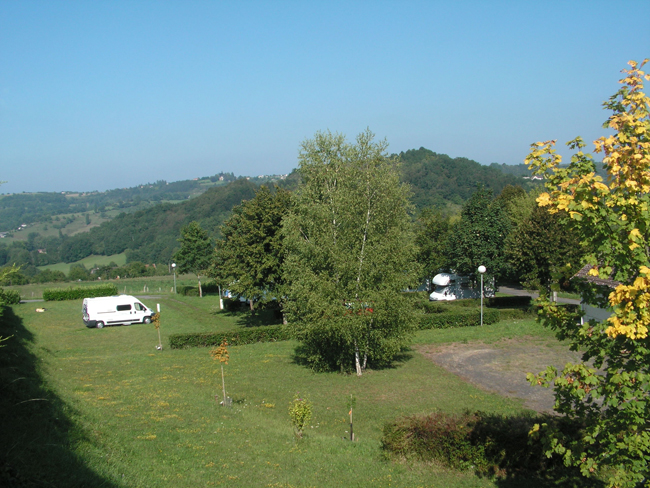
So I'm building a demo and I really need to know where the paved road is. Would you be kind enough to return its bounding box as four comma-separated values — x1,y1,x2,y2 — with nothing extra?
499,286,580,305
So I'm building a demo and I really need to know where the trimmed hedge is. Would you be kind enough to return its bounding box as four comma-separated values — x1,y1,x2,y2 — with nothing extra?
486,295,532,308
177,281,221,296
169,324,292,349
418,309,501,329
43,284,118,301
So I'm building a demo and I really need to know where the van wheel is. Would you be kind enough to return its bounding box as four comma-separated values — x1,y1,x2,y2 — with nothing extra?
96,321,104,329
143,316,151,324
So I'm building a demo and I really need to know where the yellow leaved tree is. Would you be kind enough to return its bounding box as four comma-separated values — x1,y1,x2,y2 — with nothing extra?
526,60,650,487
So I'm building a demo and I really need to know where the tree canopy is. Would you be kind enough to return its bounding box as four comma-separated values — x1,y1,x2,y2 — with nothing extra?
212,185,291,311
173,221,213,297
283,129,420,375
444,187,511,283
526,60,650,487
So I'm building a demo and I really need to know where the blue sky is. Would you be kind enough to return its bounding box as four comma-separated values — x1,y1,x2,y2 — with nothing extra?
1,1,648,194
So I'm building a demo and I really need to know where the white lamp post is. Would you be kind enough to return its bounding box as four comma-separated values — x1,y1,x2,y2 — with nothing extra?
171,263,177,294
478,265,486,326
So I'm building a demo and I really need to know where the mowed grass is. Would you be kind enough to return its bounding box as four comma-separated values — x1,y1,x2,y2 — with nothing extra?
2,298,559,488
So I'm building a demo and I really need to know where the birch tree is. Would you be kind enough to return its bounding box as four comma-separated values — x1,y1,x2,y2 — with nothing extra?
282,129,420,375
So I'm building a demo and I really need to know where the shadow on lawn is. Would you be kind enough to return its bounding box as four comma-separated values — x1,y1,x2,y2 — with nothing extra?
218,307,284,328
0,306,117,488
290,344,415,372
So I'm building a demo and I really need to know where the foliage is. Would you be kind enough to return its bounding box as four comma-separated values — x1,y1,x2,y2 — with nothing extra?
525,60,650,487
444,187,511,283
505,196,583,292
398,147,528,209
381,411,581,478
42,283,118,301
414,208,451,287
418,308,501,329
283,129,421,375
0,289,20,305
173,221,213,297
212,185,291,311
288,395,313,438
168,325,291,349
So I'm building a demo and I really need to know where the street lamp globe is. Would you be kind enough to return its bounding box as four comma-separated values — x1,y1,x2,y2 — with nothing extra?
478,265,486,274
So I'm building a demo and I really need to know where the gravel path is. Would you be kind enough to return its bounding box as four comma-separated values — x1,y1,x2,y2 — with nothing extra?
417,337,584,413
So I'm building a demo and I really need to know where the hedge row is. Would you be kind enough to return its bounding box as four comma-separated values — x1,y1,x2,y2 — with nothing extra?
418,309,501,329
43,284,118,301
486,295,532,308
177,281,221,296
169,324,292,349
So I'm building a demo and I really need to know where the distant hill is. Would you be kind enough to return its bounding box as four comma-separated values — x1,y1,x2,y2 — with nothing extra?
398,148,529,208
0,150,533,271
0,172,295,232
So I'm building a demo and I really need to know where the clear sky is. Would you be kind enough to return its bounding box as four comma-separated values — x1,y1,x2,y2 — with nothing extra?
1,1,648,194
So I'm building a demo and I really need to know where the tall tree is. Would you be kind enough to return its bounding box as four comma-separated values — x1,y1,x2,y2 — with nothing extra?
414,208,451,289
444,187,511,283
283,129,420,376
173,221,213,297
505,203,582,292
526,60,650,487
211,185,291,312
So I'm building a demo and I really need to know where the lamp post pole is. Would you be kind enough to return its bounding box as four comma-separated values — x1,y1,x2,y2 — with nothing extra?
172,263,177,294
478,266,486,326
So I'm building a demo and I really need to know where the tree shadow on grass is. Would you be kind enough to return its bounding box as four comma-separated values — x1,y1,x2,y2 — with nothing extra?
0,306,117,488
289,344,415,373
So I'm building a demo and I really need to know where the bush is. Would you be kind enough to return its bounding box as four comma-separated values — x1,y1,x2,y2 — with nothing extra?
0,289,21,305
169,325,292,349
43,284,118,301
177,281,221,296
418,309,501,329
381,411,580,477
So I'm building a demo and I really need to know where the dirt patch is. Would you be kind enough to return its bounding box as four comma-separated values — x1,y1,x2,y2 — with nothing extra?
417,337,584,413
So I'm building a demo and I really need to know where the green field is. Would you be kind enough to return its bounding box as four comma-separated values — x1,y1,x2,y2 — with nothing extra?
36,253,128,274
1,294,579,487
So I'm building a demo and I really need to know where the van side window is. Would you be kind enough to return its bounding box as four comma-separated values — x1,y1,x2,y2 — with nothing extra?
134,303,145,311
116,304,132,311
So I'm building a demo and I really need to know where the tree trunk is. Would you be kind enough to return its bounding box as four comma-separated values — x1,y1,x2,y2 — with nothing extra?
354,341,363,376
198,275,203,298
249,299,255,312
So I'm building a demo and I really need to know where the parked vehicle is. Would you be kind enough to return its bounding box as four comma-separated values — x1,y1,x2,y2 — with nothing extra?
429,273,494,301
82,295,155,328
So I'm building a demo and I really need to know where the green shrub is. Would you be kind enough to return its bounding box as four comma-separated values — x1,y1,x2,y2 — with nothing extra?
43,284,118,301
0,289,21,305
177,281,220,296
418,309,500,329
169,325,292,349
381,411,580,477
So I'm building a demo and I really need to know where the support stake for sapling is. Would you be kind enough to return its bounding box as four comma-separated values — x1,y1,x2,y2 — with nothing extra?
154,304,162,350
347,394,356,441
210,340,229,406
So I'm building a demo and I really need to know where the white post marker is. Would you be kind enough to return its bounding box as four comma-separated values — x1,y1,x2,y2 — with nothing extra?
219,285,223,310
478,266,486,326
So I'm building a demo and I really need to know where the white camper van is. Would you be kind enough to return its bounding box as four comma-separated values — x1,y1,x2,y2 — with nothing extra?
429,273,494,301
82,295,156,328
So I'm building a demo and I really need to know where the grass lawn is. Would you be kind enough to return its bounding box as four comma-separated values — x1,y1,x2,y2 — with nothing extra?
1,297,581,487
